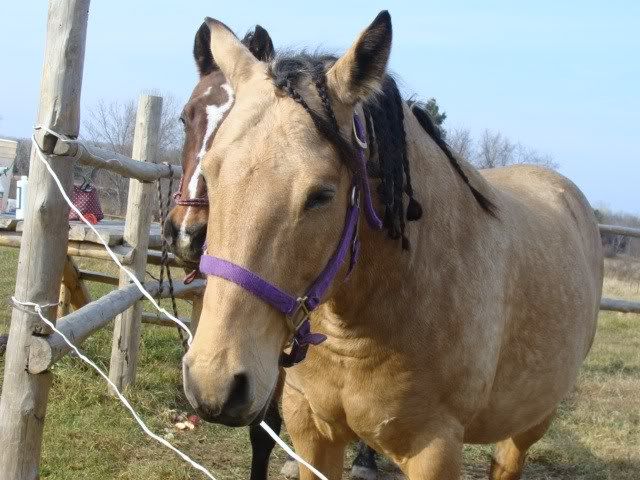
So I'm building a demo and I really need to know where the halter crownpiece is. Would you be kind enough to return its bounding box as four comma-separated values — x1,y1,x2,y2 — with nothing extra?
198,113,382,367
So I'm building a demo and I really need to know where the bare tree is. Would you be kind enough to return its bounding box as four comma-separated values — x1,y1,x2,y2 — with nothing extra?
475,130,516,168
447,128,474,163
81,94,183,215
446,128,557,170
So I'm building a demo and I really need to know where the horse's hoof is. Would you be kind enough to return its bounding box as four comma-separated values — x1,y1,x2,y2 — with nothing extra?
350,465,378,480
280,459,299,479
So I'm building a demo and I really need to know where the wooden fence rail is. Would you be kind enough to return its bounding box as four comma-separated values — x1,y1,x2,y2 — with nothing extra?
27,278,205,374
0,232,188,267
600,297,640,315
35,136,183,182
599,224,640,239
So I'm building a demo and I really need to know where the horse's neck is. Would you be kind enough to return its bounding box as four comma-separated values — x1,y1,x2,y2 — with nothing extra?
329,107,496,329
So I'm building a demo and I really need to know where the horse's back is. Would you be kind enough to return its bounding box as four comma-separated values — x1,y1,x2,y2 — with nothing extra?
482,164,603,308
465,164,603,442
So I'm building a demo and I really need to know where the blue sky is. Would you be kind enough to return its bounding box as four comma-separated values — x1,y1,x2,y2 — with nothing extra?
1,1,638,213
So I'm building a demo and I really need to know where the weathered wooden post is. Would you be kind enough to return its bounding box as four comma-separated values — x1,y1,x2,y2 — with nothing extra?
0,1,90,478
108,95,162,391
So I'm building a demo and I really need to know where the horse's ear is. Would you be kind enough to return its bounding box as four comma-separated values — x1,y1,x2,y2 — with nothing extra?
193,22,217,77
326,11,392,105
242,25,275,62
206,17,259,89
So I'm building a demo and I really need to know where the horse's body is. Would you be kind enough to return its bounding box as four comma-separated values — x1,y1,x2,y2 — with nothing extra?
284,142,602,476
184,12,603,479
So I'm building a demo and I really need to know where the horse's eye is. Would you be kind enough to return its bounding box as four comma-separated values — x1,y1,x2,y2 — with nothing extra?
179,116,186,126
304,187,336,211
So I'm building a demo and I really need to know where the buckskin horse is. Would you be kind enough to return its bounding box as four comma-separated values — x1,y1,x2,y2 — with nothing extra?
182,11,603,479
165,22,282,480
165,21,380,479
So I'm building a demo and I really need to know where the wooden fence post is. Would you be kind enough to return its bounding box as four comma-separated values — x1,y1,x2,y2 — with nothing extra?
0,1,89,478
108,95,162,391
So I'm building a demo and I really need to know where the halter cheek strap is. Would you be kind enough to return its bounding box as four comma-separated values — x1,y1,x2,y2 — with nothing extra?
198,113,382,367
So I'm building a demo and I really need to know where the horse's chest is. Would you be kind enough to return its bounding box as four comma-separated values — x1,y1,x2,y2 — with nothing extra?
289,351,412,441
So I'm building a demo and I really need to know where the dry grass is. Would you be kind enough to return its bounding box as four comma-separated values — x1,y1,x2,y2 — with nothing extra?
1,248,639,479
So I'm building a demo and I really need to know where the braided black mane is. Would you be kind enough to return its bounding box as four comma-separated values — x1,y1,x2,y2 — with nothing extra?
268,52,495,249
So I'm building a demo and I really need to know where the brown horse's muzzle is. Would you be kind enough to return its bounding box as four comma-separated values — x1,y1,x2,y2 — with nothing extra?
163,210,207,265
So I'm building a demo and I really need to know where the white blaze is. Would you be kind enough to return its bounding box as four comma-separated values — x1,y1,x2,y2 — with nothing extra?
179,84,234,245
187,84,234,199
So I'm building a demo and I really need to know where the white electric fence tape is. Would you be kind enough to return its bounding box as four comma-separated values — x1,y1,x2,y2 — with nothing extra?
11,297,218,480
20,126,328,479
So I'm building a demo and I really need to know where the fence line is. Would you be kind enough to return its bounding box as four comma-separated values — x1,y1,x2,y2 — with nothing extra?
599,224,640,239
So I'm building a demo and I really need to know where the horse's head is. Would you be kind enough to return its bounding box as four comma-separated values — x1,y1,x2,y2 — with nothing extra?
183,12,393,426
164,22,274,264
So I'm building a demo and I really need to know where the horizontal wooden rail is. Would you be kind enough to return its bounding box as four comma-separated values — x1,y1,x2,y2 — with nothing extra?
0,232,132,263
600,297,640,315
141,311,192,328
78,269,119,285
34,130,181,182
599,224,640,239
0,232,188,268
27,278,205,374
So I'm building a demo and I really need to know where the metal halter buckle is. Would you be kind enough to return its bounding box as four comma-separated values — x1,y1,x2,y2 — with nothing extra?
287,296,311,332
352,115,368,149
350,186,360,207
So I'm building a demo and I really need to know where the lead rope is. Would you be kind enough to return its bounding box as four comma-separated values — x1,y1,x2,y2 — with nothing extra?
156,164,188,352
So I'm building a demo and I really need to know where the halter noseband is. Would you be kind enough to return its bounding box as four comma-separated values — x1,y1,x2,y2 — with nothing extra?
173,176,209,207
198,113,382,367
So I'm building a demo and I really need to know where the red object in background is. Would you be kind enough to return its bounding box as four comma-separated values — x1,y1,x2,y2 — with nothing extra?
68,184,104,223
83,212,98,225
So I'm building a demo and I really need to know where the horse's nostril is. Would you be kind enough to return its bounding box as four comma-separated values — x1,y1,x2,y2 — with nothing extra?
223,373,250,413
163,218,179,244
189,224,207,252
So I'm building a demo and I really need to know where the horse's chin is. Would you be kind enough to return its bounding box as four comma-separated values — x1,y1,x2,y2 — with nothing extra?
250,396,273,426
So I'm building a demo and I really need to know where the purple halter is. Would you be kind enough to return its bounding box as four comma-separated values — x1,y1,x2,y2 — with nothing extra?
199,114,382,367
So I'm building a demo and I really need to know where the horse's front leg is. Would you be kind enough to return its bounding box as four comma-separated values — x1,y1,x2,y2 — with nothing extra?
397,420,463,480
350,441,378,480
282,384,347,480
248,395,281,480
248,371,285,480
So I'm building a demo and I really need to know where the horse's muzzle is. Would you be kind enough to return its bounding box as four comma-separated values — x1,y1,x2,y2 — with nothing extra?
182,361,259,427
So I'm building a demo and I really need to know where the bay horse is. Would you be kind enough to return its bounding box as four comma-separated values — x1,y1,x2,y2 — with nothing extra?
165,21,380,479
183,10,603,479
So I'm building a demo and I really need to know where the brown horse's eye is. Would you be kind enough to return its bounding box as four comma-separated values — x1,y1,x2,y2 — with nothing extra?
304,187,336,211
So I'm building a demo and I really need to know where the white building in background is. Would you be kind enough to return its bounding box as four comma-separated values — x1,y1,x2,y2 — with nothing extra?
0,139,18,212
